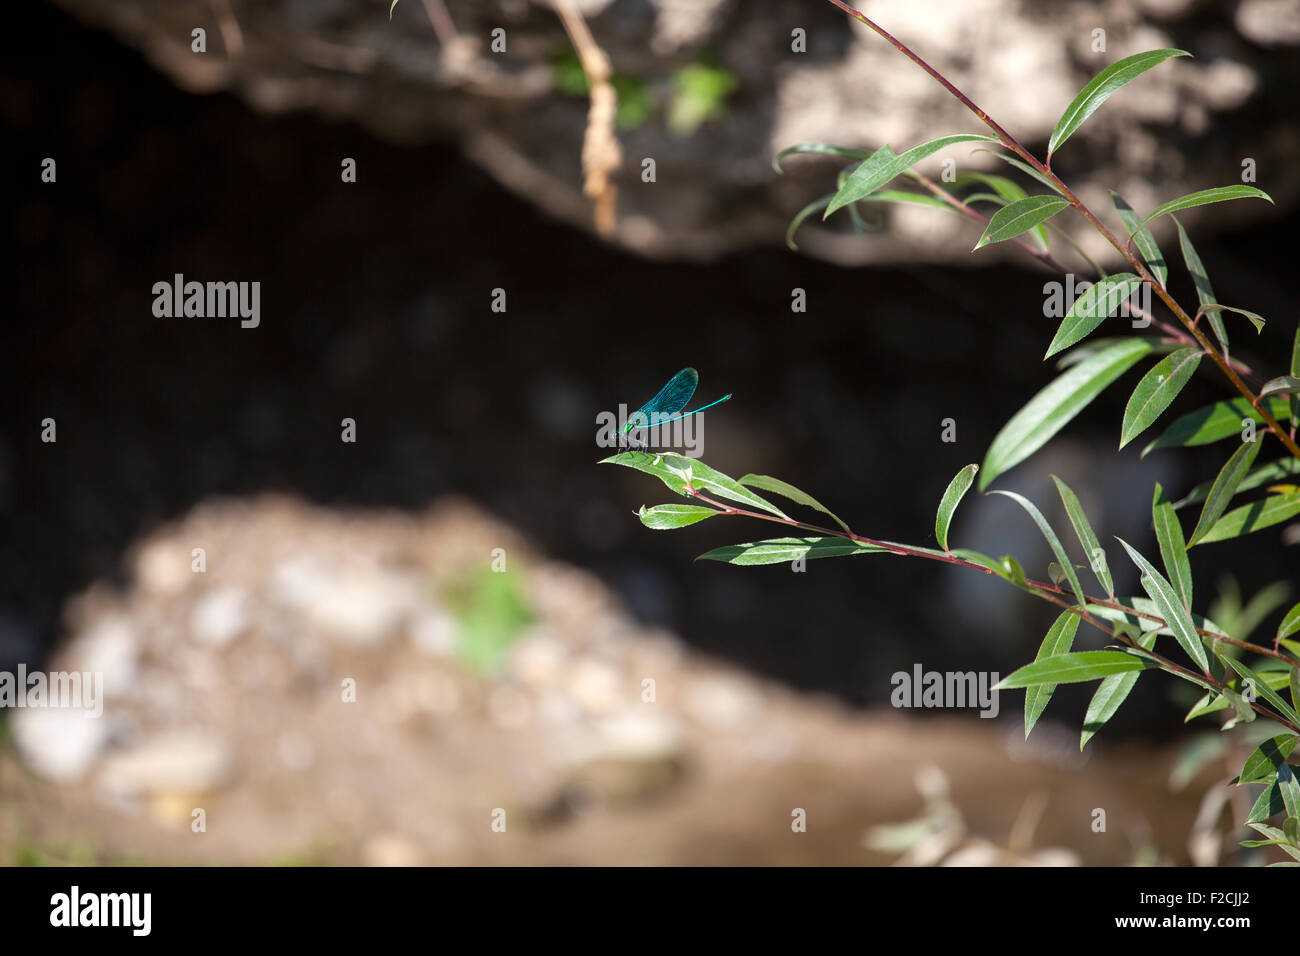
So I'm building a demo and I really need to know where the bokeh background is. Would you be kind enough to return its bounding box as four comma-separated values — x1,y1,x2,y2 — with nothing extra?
2,0,1297,865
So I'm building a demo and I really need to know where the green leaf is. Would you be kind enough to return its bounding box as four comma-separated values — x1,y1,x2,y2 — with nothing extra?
974,149,1066,196
935,464,979,552
1049,49,1190,157
1144,186,1274,228
855,188,957,213
1052,476,1113,597
1152,484,1193,609
1279,764,1300,821
1024,610,1082,738
1278,604,1300,645
981,339,1153,489
825,134,997,217
1117,538,1210,673
1173,457,1300,511
997,651,1149,688
772,143,873,174
1142,397,1292,455
1082,631,1157,749
1173,218,1227,355
637,504,718,529
1292,323,1300,432
738,474,852,534
988,491,1086,607
786,194,832,251
1239,734,1299,786
1197,304,1265,334
389,0,401,19
1194,491,1300,545
696,537,893,566
1260,376,1300,399
1185,691,1231,722
1220,655,1300,728
1188,438,1264,547
959,172,1048,248
601,452,791,519
1247,776,1286,825
1045,274,1143,358
1119,347,1203,448
973,196,1071,250
1111,191,1167,287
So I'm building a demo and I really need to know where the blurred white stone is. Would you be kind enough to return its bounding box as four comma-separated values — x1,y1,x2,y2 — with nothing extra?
190,587,248,646
277,731,315,771
684,674,761,731
134,540,191,595
509,628,567,688
1236,0,1300,46
362,834,422,867
305,570,417,647
567,658,622,716
96,730,232,800
64,615,139,698
488,685,532,729
409,605,458,658
11,706,110,781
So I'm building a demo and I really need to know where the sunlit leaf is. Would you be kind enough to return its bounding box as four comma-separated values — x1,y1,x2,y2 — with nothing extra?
997,651,1149,688
1239,734,1299,786
773,142,873,174
1111,191,1167,287
988,490,1086,607
825,134,997,217
1117,538,1210,672
1024,610,1081,738
1045,274,1143,358
1049,49,1190,157
1144,186,1274,228
1082,631,1156,749
974,196,1070,250
1142,397,1292,455
696,537,893,566
1119,347,1202,448
1152,484,1193,609
739,474,852,533
637,503,719,529
1174,218,1227,355
1188,439,1264,546
1194,491,1300,546
935,464,979,552
1052,476,1113,597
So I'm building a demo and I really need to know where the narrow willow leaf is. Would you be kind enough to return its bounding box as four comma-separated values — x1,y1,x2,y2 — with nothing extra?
1247,777,1285,825
1173,458,1300,511
1055,337,1178,369
738,474,852,534
1049,49,1190,156
1111,191,1167,287
1197,304,1264,334
1260,376,1300,399
1052,476,1113,597
950,548,1010,576
974,196,1071,249
989,490,1086,607
1174,218,1227,355
637,504,718,530
1188,439,1264,546
772,142,872,174
1117,538,1210,672
1278,604,1300,645
1239,734,1299,786
1195,491,1300,545
1045,274,1143,358
1185,691,1230,722
825,134,996,216
974,149,1066,196
1082,631,1157,749
1120,348,1203,447
1152,484,1193,609
1144,186,1274,228
1220,655,1300,728
786,194,832,251
981,339,1154,489
997,651,1148,688
1292,668,1300,715
1024,610,1081,738
935,464,979,552
1292,323,1300,431
1142,397,1292,455
959,172,1048,248
1279,764,1300,821
601,452,790,518
696,537,892,566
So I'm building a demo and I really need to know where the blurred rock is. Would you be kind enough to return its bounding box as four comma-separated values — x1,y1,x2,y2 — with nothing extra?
190,587,249,646
44,0,1299,265
96,729,233,803
11,706,110,782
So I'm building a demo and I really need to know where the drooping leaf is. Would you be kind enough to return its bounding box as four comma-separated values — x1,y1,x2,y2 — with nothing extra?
1196,304,1265,334
959,172,1048,248
1188,438,1264,546
637,503,719,529
1117,538,1210,672
1185,691,1231,723
1049,49,1191,157
935,464,979,552
1144,186,1274,228
1194,491,1300,545
997,651,1149,688
1119,347,1203,447
825,134,997,216
602,452,790,518
1173,457,1300,511
1152,484,1193,609
696,537,893,566
1045,274,1143,358
974,196,1071,249
738,474,852,534
1174,218,1228,355
981,339,1154,489
786,194,832,251
1278,604,1300,645
988,490,1086,607
1024,610,1081,738
1142,397,1292,455
1111,191,1167,287
1052,476,1113,597
772,142,873,174
1081,631,1157,749
1260,377,1300,399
